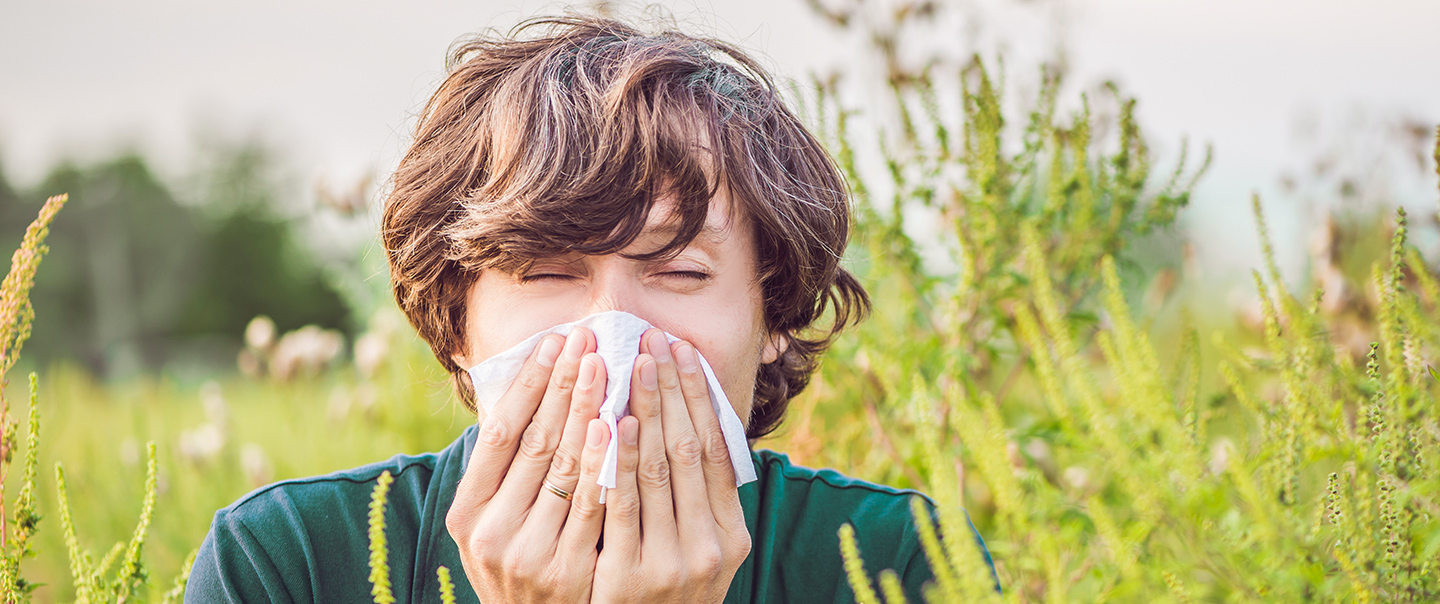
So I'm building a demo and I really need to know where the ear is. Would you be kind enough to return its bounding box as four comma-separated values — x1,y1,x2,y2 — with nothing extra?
761,331,789,364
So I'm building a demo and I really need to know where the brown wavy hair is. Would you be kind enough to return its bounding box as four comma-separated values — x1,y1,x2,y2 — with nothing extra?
382,15,868,438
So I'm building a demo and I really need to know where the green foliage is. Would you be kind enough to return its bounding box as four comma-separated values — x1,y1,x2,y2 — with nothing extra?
435,565,457,604
368,470,395,604
0,195,62,388
0,376,44,602
171,204,352,345
0,6,1432,603
366,473,464,604
785,5,1440,600
0,156,447,604
1,152,351,378
3,313,461,603
55,442,159,603
0,197,210,603
841,523,882,604
155,552,194,604
841,519,914,604
0,194,65,604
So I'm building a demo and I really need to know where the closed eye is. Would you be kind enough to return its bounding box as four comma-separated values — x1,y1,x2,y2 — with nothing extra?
662,271,711,281
519,273,576,283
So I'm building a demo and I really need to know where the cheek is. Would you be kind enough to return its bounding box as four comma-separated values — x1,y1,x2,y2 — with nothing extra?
708,341,764,422
656,297,767,421
461,273,572,364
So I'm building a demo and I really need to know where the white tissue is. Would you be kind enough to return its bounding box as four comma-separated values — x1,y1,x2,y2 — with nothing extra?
465,311,758,501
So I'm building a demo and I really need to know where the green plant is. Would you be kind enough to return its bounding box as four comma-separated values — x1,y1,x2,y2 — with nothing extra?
55,444,157,604
0,194,66,602
368,470,396,604
366,471,458,604
830,121,1440,602
802,18,1440,602
0,194,195,603
785,3,1440,602
1,377,44,602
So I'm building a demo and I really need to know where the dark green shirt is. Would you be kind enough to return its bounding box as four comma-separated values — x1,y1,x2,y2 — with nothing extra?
186,426,992,603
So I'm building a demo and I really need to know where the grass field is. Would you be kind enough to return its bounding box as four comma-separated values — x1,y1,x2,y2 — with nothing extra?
4,315,468,602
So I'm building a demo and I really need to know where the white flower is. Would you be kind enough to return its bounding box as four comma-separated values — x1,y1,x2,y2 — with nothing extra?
245,315,277,351
179,423,225,464
240,443,272,487
270,325,345,380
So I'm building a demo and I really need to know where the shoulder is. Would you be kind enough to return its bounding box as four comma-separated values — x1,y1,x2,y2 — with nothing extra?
742,450,996,601
218,451,441,529
739,450,939,602
751,448,932,529
186,434,472,604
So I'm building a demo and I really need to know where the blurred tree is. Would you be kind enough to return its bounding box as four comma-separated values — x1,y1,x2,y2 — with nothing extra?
172,204,351,350
175,135,355,359
0,158,14,205
0,149,351,378
16,155,200,377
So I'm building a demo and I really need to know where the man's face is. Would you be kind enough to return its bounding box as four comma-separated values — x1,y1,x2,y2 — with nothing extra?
453,189,781,427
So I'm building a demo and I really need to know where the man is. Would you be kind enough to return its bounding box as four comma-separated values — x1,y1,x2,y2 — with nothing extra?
187,15,989,603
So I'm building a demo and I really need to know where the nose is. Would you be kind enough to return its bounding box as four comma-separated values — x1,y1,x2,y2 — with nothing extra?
581,258,646,319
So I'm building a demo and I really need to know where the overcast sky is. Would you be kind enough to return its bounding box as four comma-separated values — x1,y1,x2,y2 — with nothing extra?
3,0,1438,280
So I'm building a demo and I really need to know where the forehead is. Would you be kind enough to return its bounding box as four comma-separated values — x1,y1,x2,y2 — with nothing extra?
634,186,748,253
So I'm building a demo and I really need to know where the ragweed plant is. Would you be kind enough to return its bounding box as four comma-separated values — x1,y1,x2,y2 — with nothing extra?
0,195,195,603
792,1,1440,601
836,200,1440,602
0,194,65,603
0,376,44,602
366,471,459,604
55,443,158,604
368,470,396,604
435,565,457,604
788,0,1210,488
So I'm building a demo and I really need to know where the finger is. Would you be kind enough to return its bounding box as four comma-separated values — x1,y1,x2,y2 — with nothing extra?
558,418,610,562
672,340,744,530
492,329,593,510
645,331,711,540
453,333,563,517
630,353,678,538
531,348,606,527
601,416,642,557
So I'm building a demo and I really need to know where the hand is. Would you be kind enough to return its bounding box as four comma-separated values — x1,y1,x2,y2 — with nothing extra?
446,327,612,603
591,329,752,604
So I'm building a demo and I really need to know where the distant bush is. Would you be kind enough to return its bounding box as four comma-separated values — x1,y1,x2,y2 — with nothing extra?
0,149,351,378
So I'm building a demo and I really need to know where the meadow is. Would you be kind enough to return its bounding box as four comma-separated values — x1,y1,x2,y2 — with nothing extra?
1,6,1438,604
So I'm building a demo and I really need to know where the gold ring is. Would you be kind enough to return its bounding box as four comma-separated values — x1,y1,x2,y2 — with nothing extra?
543,478,573,501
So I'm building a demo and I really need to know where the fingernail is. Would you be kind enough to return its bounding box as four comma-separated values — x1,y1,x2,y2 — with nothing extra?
675,342,699,374
621,419,638,445
537,336,563,367
562,330,586,361
648,331,672,363
639,359,657,390
587,420,604,449
577,356,597,389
